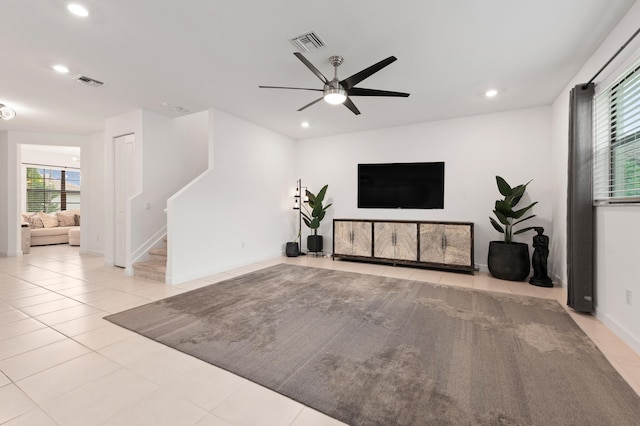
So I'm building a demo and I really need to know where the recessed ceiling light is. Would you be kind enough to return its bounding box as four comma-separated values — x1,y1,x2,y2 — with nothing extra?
301,122,310,128
52,64,70,74
485,89,498,98
67,4,89,17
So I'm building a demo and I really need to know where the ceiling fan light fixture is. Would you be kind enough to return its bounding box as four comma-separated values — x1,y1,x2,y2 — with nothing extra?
0,104,16,120
324,87,347,105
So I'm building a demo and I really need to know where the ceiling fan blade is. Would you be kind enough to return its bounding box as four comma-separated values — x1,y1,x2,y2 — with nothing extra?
340,56,397,90
297,97,324,112
294,52,329,84
348,87,410,97
343,97,361,115
259,85,322,92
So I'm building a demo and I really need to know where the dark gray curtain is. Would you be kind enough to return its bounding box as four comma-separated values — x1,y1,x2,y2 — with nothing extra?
567,83,595,313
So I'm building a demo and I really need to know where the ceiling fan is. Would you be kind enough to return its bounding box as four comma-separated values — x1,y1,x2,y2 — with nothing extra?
259,52,410,115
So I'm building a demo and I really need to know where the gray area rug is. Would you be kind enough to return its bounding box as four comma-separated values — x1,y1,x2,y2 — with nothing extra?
105,264,640,425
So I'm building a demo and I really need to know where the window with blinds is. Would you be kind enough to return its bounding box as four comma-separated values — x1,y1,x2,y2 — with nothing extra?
26,167,81,213
593,61,640,203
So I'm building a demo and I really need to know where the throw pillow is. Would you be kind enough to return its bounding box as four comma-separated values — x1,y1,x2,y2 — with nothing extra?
28,215,44,229
38,212,59,228
74,214,81,226
57,212,76,227
21,213,35,223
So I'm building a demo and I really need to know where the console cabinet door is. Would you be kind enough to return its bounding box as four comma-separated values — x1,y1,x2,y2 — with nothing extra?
373,222,395,259
419,223,445,263
334,221,353,255
334,220,372,257
394,222,418,261
351,221,373,257
444,224,472,266
420,223,472,267
374,222,417,261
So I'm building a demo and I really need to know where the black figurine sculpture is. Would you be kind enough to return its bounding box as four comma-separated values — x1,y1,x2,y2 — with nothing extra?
530,227,553,287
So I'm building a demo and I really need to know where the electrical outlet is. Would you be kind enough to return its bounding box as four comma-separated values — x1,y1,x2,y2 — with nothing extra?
626,289,632,306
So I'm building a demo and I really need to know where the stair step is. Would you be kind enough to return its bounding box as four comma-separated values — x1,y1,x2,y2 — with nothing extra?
133,234,168,283
133,260,166,282
149,247,167,261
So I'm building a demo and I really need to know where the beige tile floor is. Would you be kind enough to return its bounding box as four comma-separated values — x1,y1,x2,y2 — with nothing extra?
0,245,638,425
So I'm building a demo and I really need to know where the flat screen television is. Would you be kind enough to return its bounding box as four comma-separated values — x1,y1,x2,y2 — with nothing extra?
358,162,445,209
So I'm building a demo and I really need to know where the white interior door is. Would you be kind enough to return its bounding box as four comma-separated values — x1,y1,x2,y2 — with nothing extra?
114,134,134,268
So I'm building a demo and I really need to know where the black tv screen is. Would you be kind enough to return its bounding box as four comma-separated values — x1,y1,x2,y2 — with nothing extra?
358,162,444,209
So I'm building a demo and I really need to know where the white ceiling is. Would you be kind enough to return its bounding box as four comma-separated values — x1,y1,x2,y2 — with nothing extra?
0,0,636,140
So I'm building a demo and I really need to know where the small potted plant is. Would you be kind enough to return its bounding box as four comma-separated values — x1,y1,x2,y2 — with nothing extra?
488,176,537,281
302,184,332,253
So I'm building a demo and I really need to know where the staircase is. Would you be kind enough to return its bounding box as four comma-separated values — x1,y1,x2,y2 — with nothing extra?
132,236,167,282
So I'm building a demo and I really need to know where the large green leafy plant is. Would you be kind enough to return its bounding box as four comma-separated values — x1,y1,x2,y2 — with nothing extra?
302,185,332,236
489,176,537,243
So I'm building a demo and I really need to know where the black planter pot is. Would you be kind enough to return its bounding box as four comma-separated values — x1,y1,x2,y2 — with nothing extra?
488,241,530,281
307,235,323,253
285,242,299,257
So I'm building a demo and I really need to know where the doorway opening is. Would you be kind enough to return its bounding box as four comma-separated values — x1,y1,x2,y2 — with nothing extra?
19,144,82,255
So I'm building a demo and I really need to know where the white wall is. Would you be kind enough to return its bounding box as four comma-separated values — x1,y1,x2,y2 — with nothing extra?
82,133,105,255
550,1,640,353
296,106,553,270
166,109,296,284
21,147,80,169
173,111,209,183
0,131,10,256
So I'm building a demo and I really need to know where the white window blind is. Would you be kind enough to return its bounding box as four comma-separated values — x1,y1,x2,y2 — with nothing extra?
26,166,81,213
593,61,640,203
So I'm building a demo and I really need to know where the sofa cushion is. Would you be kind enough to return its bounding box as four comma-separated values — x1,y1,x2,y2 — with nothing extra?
74,214,81,226
68,228,80,246
57,212,76,227
30,226,76,237
27,215,44,229
38,212,59,228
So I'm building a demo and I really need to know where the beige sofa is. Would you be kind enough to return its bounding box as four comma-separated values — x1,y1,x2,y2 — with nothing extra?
22,210,80,246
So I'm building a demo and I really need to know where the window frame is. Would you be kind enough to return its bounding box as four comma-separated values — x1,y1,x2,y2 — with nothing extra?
25,166,81,213
593,62,640,204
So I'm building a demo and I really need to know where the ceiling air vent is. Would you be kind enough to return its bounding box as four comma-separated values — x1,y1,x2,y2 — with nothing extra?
75,75,104,87
290,31,325,52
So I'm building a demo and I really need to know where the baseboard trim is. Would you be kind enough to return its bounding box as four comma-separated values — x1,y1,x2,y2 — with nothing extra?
167,251,282,285
80,249,104,257
596,311,640,354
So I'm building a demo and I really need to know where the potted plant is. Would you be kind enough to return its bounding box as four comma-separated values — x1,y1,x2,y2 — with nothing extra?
302,184,332,253
488,176,537,281
285,237,300,257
